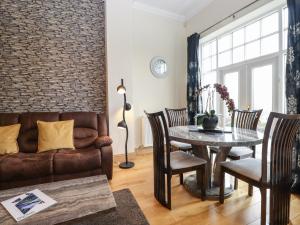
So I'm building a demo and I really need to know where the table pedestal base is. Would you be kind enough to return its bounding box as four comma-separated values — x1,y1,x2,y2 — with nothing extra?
183,174,234,200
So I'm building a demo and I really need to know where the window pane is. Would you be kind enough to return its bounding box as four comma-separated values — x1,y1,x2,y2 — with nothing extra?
283,7,289,30
252,65,273,123
202,72,217,111
283,30,288,50
245,40,260,60
218,50,232,67
261,13,279,36
218,34,232,52
245,21,260,42
202,57,212,73
233,46,245,63
211,55,216,70
233,28,245,47
211,40,217,56
202,72,217,86
224,72,239,126
261,33,279,55
283,54,287,112
202,43,210,58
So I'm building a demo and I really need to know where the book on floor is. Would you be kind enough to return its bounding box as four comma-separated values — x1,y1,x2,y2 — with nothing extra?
1,189,57,222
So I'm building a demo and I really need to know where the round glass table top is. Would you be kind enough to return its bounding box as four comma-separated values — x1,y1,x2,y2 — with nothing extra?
168,126,263,147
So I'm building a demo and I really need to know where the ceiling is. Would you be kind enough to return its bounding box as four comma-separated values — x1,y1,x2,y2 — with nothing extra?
132,0,214,21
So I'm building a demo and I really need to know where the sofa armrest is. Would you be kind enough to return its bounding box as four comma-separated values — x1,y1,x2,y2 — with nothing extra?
94,136,113,148
100,145,113,179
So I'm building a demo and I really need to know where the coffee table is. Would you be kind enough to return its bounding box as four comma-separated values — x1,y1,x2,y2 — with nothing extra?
0,175,116,225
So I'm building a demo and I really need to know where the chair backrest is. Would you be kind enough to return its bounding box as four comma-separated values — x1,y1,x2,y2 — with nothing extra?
165,108,188,127
231,109,263,130
261,112,300,224
144,111,171,206
261,112,300,183
145,111,171,169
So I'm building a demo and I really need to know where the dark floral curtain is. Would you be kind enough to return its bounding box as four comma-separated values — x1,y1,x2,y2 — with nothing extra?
187,33,200,124
286,0,300,193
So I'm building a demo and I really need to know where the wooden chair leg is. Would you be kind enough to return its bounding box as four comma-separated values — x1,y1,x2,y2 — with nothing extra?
167,174,172,209
219,167,225,204
201,166,206,201
179,173,183,185
234,178,238,190
260,188,267,225
248,184,253,196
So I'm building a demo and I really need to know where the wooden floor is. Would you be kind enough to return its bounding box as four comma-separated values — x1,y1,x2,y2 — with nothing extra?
110,149,300,225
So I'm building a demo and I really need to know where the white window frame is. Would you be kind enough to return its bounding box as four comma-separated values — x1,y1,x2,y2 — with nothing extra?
199,4,288,119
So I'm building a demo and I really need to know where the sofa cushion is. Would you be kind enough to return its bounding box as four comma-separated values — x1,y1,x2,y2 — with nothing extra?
19,112,59,153
60,112,98,149
0,151,55,182
0,124,21,155
37,120,75,152
53,149,101,175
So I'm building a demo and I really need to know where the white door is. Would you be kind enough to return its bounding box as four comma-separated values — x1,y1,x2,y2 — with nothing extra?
247,57,279,126
219,57,280,128
219,66,245,126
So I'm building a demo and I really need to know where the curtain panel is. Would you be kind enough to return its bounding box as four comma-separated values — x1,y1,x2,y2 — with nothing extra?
286,0,300,193
187,33,200,124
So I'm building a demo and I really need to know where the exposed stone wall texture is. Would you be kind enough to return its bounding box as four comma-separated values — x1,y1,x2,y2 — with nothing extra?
0,0,106,113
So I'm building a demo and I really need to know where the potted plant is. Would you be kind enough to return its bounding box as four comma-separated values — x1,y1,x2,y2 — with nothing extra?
195,83,235,130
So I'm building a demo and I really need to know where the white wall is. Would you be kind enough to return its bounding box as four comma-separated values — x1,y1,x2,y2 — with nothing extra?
132,9,186,149
106,0,135,155
106,0,186,155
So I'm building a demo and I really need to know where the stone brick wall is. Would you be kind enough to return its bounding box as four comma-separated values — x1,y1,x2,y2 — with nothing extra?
0,0,106,113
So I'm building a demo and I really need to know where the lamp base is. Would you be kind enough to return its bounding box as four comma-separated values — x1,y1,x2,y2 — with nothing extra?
119,161,135,169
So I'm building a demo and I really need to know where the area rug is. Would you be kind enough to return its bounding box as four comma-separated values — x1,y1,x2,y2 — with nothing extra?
60,189,149,225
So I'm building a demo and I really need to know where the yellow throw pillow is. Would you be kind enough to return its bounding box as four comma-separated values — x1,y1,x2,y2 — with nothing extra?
0,124,21,155
37,120,75,153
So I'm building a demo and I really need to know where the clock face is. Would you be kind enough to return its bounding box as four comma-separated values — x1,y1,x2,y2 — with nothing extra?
150,57,168,78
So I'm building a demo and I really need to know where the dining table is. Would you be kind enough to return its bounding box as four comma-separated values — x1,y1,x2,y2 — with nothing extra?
168,126,263,200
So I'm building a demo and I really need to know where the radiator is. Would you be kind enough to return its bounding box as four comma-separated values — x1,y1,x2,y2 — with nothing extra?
141,115,153,147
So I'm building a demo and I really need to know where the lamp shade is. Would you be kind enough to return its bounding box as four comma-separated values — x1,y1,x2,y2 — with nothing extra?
117,79,126,94
117,85,126,94
117,120,127,129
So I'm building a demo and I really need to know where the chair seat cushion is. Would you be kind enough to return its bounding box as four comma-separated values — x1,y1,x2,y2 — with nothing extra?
0,151,55,182
170,141,192,150
221,158,270,183
210,146,253,159
169,151,206,172
228,147,253,158
53,149,101,175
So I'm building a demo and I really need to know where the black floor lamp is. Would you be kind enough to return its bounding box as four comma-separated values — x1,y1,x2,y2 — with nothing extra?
117,78,134,169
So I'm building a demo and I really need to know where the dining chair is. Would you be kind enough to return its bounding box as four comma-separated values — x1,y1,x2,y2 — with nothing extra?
210,109,263,191
145,110,207,209
219,112,300,225
165,108,193,185
165,108,192,151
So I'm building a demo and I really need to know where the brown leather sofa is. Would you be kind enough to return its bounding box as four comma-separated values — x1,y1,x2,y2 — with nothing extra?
0,112,113,190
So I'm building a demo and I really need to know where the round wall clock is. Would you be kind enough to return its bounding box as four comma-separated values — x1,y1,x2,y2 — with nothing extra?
150,57,168,78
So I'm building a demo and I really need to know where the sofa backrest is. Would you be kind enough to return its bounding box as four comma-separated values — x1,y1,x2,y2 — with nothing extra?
0,112,108,153
19,112,59,153
60,112,98,150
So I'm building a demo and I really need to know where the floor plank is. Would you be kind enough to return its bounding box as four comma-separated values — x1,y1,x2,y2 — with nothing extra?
110,149,300,225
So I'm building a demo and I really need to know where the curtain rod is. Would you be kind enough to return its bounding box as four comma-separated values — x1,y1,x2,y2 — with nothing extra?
199,0,260,35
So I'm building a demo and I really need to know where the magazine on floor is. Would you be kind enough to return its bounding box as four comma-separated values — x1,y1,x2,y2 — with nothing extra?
1,189,57,222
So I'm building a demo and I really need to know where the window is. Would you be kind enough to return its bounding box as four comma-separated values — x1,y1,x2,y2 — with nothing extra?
282,7,288,50
201,40,216,73
212,12,280,69
200,6,287,126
